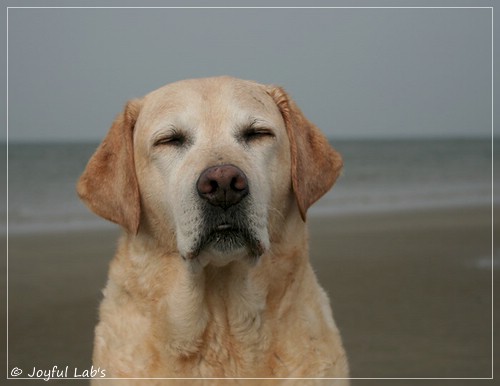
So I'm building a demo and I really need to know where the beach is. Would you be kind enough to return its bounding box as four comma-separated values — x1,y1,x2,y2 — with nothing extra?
309,206,495,383
2,205,496,385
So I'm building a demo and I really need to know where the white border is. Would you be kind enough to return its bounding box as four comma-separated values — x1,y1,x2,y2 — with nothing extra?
5,5,495,381
5,5,9,383
491,6,495,380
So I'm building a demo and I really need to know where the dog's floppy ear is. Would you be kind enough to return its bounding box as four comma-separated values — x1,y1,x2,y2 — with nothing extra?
77,99,142,234
267,87,343,221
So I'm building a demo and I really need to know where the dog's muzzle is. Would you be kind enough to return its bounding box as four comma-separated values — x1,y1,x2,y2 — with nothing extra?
186,164,264,260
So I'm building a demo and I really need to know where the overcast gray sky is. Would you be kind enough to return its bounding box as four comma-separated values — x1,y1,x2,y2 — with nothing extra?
4,5,494,141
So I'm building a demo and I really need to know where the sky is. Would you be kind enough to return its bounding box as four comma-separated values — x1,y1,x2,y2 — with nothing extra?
3,4,494,141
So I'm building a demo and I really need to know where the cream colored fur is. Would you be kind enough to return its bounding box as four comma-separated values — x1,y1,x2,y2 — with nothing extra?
78,77,349,385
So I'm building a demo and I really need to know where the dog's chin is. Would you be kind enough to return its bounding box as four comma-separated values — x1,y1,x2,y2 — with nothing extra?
185,228,265,268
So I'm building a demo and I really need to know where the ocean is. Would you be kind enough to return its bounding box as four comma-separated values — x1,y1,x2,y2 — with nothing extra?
2,138,497,234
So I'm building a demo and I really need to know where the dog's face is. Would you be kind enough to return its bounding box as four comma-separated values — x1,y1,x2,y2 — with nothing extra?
134,78,292,265
77,77,342,267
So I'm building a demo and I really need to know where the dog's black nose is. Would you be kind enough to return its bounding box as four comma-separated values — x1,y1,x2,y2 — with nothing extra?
197,164,249,209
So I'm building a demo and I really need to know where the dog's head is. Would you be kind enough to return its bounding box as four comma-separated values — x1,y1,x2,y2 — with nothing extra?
77,77,342,266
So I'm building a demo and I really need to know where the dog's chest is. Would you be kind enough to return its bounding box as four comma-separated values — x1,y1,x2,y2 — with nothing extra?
165,273,273,377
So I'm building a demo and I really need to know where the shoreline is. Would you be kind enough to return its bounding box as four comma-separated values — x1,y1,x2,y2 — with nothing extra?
2,204,497,384
3,202,497,237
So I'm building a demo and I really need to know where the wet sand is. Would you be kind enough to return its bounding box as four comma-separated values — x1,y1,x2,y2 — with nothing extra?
2,205,496,385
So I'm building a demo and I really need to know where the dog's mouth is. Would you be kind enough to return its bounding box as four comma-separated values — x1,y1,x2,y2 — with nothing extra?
186,216,264,261
215,223,233,231
206,224,247,250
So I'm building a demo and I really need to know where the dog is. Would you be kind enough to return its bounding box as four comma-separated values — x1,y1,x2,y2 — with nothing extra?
77,76,348,385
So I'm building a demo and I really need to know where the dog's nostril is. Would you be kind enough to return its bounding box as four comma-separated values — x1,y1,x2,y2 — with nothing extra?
197,177,219,195
231,176,246,192
197,164,249,209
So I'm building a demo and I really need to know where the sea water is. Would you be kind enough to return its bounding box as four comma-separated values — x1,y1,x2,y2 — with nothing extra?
2,138,497,234
310,138,496,216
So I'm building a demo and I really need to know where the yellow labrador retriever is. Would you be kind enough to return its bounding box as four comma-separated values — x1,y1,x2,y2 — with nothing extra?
78,77,348,385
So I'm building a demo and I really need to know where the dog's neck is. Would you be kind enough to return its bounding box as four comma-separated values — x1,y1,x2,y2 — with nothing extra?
108,212,308,360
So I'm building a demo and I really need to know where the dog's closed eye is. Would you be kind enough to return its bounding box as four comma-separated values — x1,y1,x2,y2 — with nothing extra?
241,127,275,143
153,129,187,148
